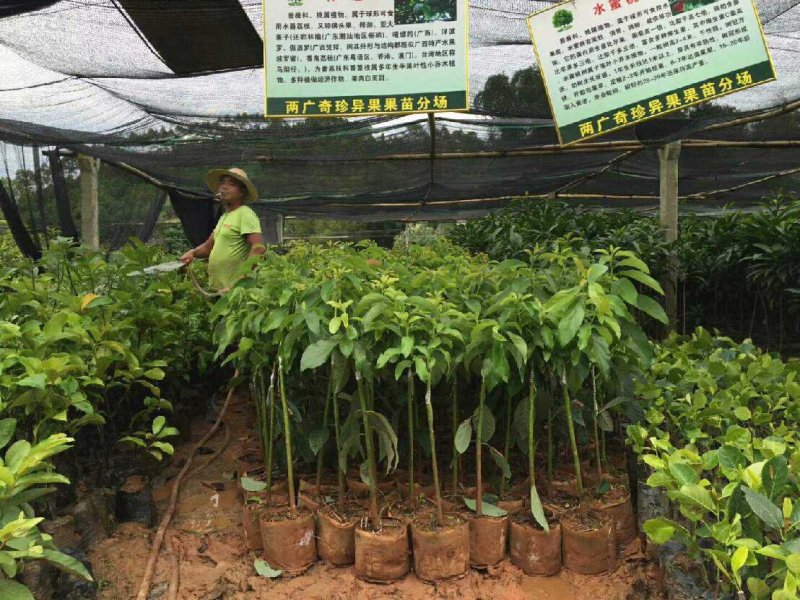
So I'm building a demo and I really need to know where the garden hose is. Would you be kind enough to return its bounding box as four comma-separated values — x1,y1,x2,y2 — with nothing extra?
185,262,221,299
134,370,238,600
134,259,220,298
133,260,225,599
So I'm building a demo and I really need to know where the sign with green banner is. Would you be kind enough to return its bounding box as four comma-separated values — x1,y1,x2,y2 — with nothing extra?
263,0,469,118
527,0,777,146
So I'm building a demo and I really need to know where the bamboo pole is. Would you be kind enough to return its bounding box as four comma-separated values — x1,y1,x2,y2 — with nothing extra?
658,141,681,332
77,154,99,250
255,140,800,163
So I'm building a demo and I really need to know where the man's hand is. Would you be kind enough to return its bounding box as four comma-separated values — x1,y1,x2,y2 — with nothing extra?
180,249,195,265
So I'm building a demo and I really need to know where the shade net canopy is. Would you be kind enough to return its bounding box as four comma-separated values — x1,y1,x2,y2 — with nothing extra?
0,0,798,239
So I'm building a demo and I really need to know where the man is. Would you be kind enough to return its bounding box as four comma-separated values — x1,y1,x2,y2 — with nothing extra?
180,167,266,291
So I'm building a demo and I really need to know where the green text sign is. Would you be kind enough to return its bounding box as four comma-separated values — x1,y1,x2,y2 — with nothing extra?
264,0,469,118
528,0,776,145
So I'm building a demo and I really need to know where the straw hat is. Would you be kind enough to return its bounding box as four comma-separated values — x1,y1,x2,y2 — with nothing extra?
206,167,258,202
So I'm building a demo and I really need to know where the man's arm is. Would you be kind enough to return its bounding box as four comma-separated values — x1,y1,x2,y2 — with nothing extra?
246,232,266,258
180,233,215,264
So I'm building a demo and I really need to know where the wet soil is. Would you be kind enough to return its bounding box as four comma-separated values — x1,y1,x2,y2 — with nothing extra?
89,390,664,600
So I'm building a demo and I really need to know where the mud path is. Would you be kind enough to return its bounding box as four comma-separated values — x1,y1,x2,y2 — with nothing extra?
89,392,662,600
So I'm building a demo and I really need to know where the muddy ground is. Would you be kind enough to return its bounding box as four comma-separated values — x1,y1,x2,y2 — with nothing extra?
85,393,664,600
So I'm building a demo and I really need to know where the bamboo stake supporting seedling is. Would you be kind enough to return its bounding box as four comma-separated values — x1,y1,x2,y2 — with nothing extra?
315,372,333,496
562,371,583,496
476,378,486,516
592,366,602,477
452,378,459,495
547,406,554,480
424,383,444,525
356,372,380,528
265,362,277,504
278,357,297,514
528,365,546,531
501,386,512,498
256,368,269,473
659,140,681,332
331,356,346,505
407,370,415,498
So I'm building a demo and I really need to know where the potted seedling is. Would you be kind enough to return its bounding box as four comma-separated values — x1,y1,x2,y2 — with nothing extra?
509,366,563,577
257,357,317,574
403,295,470,583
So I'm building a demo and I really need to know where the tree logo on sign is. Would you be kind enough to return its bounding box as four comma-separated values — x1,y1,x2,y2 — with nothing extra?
552,9,574,31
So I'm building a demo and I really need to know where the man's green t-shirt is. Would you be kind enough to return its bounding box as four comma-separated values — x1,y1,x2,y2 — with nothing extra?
208,205,262,290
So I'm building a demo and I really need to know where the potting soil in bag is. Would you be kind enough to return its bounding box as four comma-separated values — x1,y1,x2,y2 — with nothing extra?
116,476,156,527
659,542,716,600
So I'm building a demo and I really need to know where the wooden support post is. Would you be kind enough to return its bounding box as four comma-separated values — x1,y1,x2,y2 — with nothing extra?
32,145,49,248
261,212,284,245
78,154,100,250
658,141,681,332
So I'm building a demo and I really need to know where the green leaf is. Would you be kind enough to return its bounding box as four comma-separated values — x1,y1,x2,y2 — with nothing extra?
463,497,507,517
557,302,584,346
675,484,717,516
618,255,650,273
359,460,371,486
719,446,747,475
787,554,800,575
454,419,472,454
746,577,770,600
158,427,179,439
300,339,337,371
254,559,282,578
615,277,638,305
400,336,414,358
590,334,611,377
488,446,511,479
643,517,678,544
240,476,268,492
152,416,166,436
17,373,46,389
472,405,495,442
755,544,787,560
308,426,329,456
376,347,401,369
119,436,146,448
328,316,341,335
0,551,17,578
530,483,549,533
143,368,165,381
305,311,321,335
763,455,788,501
618,269,664,294
151,442,174,456
366,411,399,473
413,356,429,383
42,549,93,581
734,406,752,421
635,295,668,324
0,419,17,450
743,487,784,531
587,263,608,283
0,580,34,600
642,455,666,470
669,463,699,486
6,440,31,473
731,546,748,584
